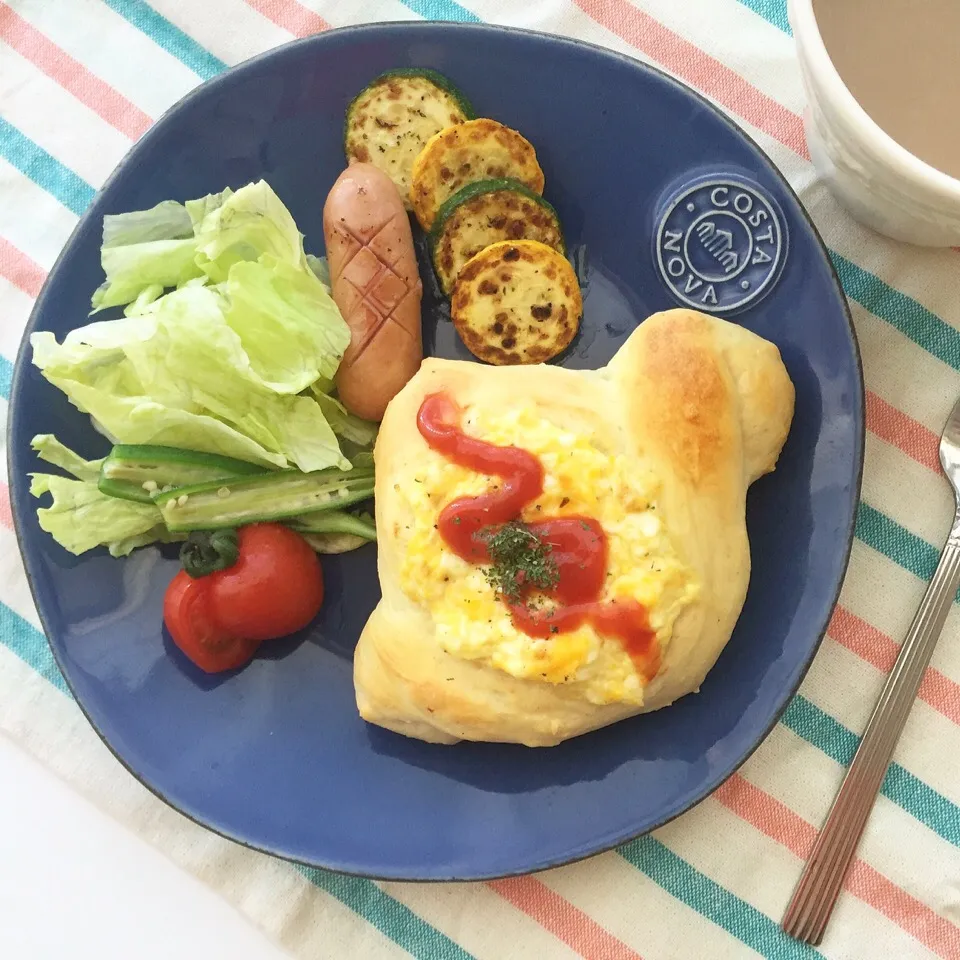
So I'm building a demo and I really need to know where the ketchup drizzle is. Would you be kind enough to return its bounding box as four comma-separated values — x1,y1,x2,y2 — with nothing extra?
417,394,658,677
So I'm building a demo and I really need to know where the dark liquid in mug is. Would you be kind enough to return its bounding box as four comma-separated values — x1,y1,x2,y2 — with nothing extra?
813,0,960,179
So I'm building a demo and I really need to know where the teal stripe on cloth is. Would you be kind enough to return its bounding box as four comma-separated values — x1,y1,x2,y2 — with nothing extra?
101,0,226,80
296,866,476,960
734,0,792,34
0,603,478,959
0,355,12,401
619,837,823,959
397,0,481,22
0,118,95,216
856,502,950,593
783,696,960,847
0,603,68,694
833,252,960,372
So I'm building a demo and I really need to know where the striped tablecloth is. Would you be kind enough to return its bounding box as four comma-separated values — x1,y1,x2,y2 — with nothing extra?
2,1,959,958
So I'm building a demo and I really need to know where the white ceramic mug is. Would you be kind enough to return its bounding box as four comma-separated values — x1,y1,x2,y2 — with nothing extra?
789,0,960,246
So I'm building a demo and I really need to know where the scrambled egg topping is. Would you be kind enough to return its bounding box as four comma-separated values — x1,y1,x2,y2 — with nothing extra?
397,405,699,706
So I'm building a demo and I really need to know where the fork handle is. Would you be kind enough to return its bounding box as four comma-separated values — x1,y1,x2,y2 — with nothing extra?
782,522,960,945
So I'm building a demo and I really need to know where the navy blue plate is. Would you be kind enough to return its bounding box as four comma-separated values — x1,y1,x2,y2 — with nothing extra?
8,23,862,880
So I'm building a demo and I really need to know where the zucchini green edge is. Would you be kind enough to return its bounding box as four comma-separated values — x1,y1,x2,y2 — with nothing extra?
343,68,475,148
429,178,565,252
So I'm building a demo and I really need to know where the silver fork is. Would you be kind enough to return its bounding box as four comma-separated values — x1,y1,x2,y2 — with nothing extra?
782,393,960,945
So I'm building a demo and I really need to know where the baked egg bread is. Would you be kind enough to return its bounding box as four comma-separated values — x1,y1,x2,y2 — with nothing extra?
354,308,795,746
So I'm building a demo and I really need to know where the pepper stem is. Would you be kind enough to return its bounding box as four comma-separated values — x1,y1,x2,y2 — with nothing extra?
180,529,240,578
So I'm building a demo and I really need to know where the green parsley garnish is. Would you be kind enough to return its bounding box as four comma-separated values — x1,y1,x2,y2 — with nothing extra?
480,521,559,603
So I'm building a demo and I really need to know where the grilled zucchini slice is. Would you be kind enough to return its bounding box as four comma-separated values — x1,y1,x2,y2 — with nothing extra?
410,118,545,230
451,240,582,365
430,179,564,294
344,69,474,209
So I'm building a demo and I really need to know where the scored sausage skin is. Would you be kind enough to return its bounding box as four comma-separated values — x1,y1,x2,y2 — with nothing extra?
323,164,423,422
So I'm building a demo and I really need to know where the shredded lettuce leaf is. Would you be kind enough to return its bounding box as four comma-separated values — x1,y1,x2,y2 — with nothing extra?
310,389,378,447
33,181,353,473
192,180,305,283
123,283,165,317
29,474,167,556
29,179,375,558
310,374,335,395
102,199,194,247
108,524,185,557
305,254,331,291
92,199,202,312
92,239,202,312
223,255,348,393
184,188,233,229
32,306,346,472
29,436,168,557
30,434,104,483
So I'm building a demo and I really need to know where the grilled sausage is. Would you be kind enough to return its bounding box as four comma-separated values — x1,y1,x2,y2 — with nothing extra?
323,164,423,422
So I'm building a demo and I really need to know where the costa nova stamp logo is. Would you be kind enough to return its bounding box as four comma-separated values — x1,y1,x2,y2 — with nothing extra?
654,176,787,314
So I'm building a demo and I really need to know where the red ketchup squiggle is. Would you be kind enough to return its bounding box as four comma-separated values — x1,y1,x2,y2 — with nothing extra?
416,393,659,679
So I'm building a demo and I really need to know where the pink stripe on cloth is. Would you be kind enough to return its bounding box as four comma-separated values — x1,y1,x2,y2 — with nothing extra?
0,2,152,140
571,0,808,158
243,0,329,37
0,484,12,531
714,774,960,959
488,876,644,960
866,391,941,474
0,237,46,299
828,605,960,726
